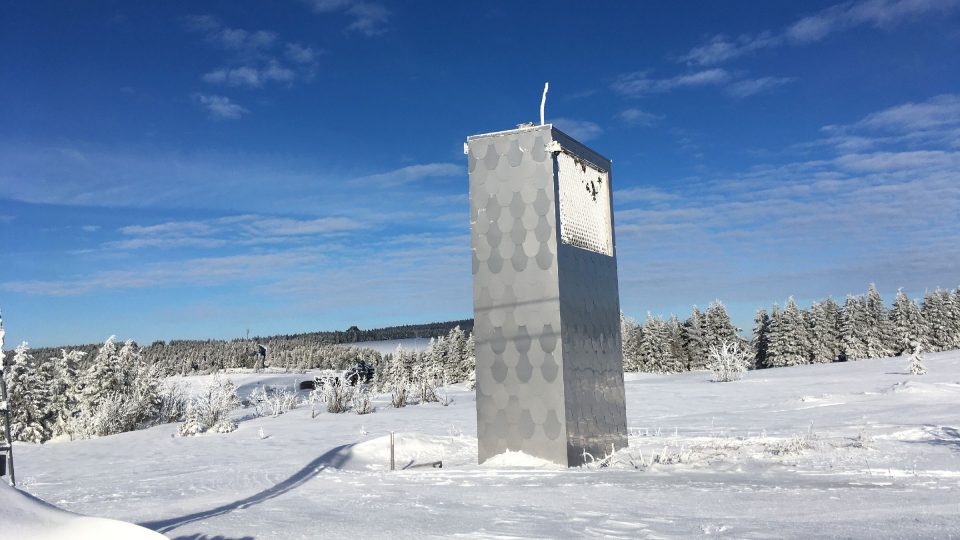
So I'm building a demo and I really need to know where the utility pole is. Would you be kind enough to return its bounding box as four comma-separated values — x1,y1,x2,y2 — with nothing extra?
0,310,16,486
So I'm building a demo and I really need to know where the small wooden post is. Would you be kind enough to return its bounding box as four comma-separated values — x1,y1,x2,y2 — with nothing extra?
389,431,395,471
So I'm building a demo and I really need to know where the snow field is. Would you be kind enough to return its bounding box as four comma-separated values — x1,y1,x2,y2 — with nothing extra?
13,350,960,538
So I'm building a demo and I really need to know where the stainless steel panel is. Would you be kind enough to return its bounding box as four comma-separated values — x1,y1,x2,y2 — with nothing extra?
468,125,627,467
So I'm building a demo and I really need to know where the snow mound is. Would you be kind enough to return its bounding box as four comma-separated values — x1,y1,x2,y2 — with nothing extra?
332,432,477,470
0,482,164,540
482,450,562,469
883,381,960,395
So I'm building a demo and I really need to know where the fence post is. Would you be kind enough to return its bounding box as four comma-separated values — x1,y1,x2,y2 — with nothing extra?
390,431,395,471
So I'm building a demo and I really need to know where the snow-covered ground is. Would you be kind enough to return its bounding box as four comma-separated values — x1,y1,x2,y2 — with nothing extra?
13,351,960,538
0,482,164,539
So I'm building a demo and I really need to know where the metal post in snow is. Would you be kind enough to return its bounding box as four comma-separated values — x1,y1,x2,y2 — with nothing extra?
390,431,395,472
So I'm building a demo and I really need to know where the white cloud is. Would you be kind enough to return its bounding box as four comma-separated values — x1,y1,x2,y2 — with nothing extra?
351,163,462,187
108,214,367,251
680,0,959,65
185,15,276,53
608,94,960,320
552,118,604,141
303,0,390,36
186,14,319,92
2,250,324,296
614,187,680,203
815,94,960,151
203,60,296,88
193,93,249,119
616,108,662,127
611,69,730,96
849,94,960,132
725,76,794,98
286,43,321,64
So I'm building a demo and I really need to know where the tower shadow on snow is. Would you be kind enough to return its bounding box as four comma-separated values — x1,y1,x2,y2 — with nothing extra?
139,443,356,534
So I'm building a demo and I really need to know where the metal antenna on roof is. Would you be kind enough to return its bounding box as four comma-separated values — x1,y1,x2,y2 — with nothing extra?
540,82,549,125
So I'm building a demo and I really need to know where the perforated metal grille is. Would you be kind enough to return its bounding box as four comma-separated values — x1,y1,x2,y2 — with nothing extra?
557,151,613,256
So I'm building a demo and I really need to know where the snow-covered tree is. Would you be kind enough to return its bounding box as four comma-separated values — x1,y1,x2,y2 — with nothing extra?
445,326,469,383
386,345,411,408
463,332,476,389
79,336,122,412
412,349,442,403
751,308,770,369
704,300,743,353
4,342,47,443
840,295,869,361
766,297,811,368
890,289,927,356
47,349,85,435
682,306,708,371
637,314,672,372
666,315,687,372
922,289,960,352
864,284,894,358
620,312,642,371
908,344,926,375
69,337,163,438
809,298,841,363
765,302,795,367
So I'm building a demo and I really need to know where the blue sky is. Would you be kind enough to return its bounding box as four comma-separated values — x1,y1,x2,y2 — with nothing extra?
2,0,959,347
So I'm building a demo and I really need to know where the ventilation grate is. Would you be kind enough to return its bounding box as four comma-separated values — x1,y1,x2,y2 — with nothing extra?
556,151,613,256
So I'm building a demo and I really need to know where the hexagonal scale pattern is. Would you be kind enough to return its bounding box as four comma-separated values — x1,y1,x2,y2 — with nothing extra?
468,125,627,467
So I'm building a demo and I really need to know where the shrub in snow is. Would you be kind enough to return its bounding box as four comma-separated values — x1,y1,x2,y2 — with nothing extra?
248,385,298,417
847,428,873,449
267,387,298,417
706,340,750,382
178,376,239,436
307,387,323,418
156,381,188,423
767,433,819,456
412,357,441,404
390,382,408,408
351,384,373,415
322,379,350,413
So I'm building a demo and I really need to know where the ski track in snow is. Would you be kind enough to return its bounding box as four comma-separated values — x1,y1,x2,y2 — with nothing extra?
14,351,960,539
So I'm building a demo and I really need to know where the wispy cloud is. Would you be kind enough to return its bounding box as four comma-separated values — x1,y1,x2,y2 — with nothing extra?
814,94,960,151
725,76,794,98
612,69,731,96
351,163,462,187
612,68,791,99
552,118,604,141
186,14,320,92
615,108,663,127
202,61,296,88
302,0,390,36
106,214,367,250
3,249,324,296
680,0,960,65
193,93,249,119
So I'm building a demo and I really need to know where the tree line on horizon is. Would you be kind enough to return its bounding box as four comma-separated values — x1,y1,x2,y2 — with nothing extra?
11,319,474,377
621,284,960,373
